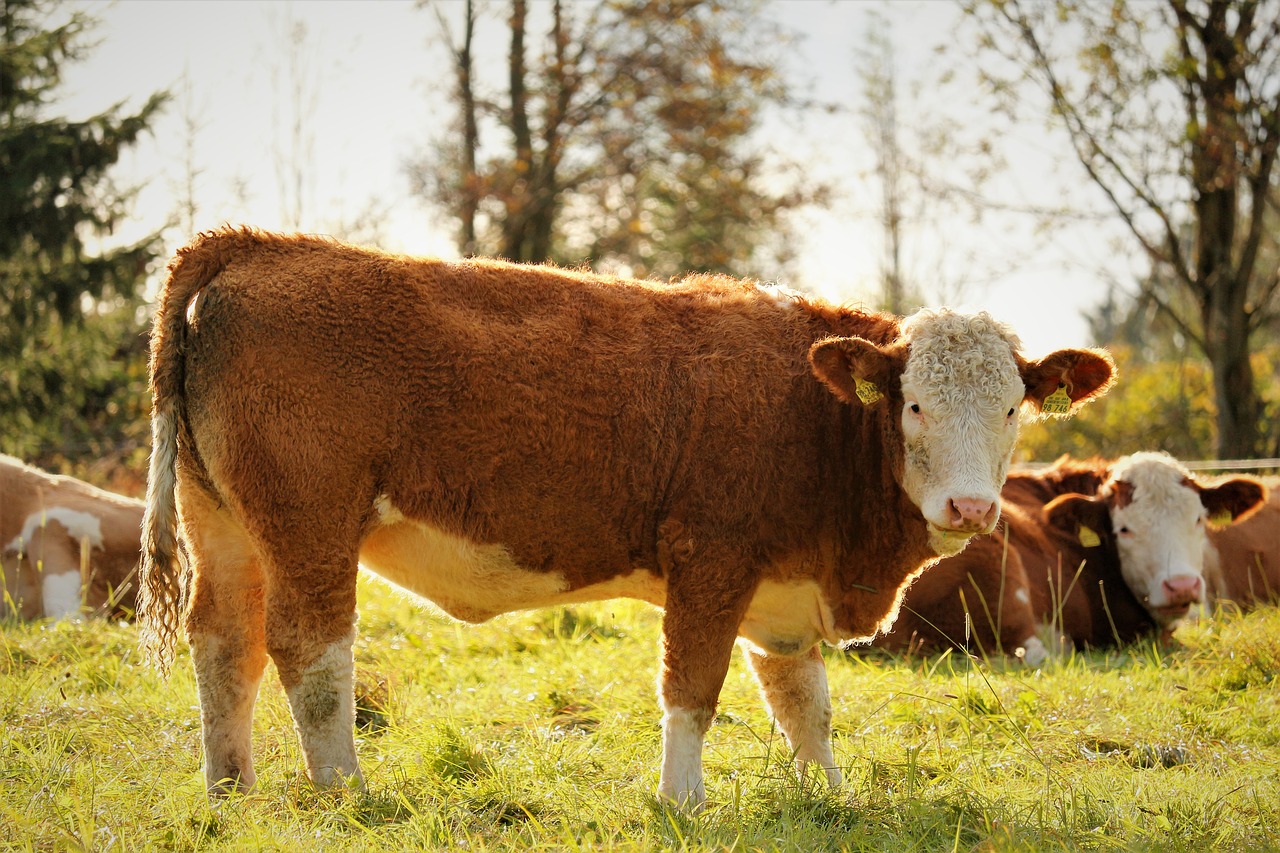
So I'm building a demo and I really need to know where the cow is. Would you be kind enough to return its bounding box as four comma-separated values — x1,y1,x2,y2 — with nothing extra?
876,453,1267,662
1204,484,1280,610
1,454,142,620
137,226,1114,807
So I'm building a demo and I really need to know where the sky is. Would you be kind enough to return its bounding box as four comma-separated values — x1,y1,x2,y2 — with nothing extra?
60,0,1141,359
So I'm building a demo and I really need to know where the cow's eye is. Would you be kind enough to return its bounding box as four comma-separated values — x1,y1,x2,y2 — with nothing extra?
1118,526,1131,535
909,403,921,415
1006,407,1016,418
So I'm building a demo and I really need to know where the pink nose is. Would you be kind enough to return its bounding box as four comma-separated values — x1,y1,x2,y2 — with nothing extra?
1162,574,1203,605
946,497,998,531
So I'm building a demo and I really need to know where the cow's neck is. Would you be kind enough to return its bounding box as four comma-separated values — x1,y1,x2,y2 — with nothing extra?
810,384,935,641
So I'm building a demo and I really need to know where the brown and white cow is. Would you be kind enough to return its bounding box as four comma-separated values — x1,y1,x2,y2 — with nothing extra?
137,226,1113,806
1,454,142,619
877,453,1266,662
1204,484,1280,610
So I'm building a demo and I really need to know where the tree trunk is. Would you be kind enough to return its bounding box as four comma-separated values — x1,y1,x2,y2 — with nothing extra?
1192,1,1262,459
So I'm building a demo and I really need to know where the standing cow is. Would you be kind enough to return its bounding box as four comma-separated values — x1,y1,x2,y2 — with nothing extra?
878,453,1266,662
138,227,1113,806
1,454,142,619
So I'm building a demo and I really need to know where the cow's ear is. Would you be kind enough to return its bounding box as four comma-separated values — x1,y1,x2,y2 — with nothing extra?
1044,493,1112,548
1187,476,1267,526
809,336,900,407
1020,349,1116,417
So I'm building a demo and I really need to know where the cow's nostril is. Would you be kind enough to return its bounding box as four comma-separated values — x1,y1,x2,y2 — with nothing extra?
947,497,996,530
1161,574,1204,603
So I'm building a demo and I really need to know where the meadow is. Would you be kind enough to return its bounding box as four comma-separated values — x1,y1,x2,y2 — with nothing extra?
3,573,1280,852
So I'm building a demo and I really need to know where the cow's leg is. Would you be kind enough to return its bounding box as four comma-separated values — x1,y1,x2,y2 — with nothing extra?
656,552,754,809
744,645,842,788
23,522,82,619
179,483,269,796
258,533,362,792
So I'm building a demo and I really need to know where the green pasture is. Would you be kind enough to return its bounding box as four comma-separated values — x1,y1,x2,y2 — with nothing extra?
3,574,1279,851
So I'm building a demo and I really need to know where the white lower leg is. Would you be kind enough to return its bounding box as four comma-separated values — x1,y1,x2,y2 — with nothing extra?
1018,634,1050,667
747,647,842,788
658,706,710,808
283,628,363,790
193,632,265,794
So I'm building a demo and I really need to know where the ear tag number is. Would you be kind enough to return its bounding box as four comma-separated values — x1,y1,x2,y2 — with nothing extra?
854,376,883,405
1041,385,1072,414
1078,525,1101,548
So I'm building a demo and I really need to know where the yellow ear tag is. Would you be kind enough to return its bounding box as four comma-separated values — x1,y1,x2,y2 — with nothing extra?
1078,525,1101,548
1041,385,1072,415
854,376,884,405
1210,510,1233,527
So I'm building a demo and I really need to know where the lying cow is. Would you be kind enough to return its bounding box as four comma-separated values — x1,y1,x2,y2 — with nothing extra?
877,453,1266,662
138,226,1113,806
1204,484,1280,610
1,454,142,619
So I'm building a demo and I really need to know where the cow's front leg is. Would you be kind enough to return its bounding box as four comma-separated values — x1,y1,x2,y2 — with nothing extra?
744,644,842,788
656,556,755,808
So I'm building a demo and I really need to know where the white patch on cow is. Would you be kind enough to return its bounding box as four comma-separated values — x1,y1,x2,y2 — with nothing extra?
896,310,1024,553
6,507,103,555
744,648,842,788
192,630,265,793
1106,453,1208,626
738,579,842,652
359,502,667,622
1017,635,1049,667
372,494,403,524
283,629,363,790
1015,587,1031,605
756,282,803,308
658,706,709,808
41,570,83,619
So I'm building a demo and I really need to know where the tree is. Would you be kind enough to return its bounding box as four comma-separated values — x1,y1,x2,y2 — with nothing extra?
0,0,167,484
966,0,1280,459
411,0,822,281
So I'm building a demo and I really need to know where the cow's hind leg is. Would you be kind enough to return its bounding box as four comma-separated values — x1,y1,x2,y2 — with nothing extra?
255,522,363,791
744,645,842,788
180,483,269,796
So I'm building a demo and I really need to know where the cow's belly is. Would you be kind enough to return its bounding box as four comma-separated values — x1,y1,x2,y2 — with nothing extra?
359,517,666,622
360,508,836,652
738,580,837,655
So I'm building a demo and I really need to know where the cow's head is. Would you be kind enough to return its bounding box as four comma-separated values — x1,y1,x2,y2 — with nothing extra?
809,308,1114,556
1044,452,1266,628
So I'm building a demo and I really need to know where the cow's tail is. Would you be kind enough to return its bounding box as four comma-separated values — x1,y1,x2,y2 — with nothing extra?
138,226,265,673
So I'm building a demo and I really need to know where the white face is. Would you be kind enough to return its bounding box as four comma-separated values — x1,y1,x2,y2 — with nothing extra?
896,310,1027,556
1105,455,1208,627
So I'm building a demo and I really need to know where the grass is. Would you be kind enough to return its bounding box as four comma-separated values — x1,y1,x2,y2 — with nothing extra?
3,574,1280,851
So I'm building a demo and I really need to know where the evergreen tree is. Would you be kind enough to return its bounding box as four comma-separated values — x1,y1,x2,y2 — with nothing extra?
0,0,167,485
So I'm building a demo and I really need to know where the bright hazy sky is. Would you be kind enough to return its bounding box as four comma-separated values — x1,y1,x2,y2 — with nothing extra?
62,0,1139,358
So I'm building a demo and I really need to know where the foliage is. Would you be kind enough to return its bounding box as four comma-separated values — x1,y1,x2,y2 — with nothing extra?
964,0,1280,459
0,0,166,486
1016,344,1218,463
4,576,1280,850
412,0,823,281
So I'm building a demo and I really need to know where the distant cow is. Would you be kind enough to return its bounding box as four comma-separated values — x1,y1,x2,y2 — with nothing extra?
138,227,1113,806
1204,485,1280,610
1,454,142,619
877,453,1266,662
